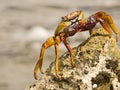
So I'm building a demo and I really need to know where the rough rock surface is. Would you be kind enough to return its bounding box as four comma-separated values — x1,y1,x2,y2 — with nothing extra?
25,28,120,90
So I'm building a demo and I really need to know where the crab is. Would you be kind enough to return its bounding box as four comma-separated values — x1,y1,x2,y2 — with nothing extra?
34,10,119,80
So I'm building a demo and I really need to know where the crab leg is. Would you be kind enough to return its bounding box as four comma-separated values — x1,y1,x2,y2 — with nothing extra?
98,18,112,38
105,14,119,41
34,37,55,80
98,16,119,41
63,39,75,68
54,36,61,78
96,12,119,41
54,43,59,78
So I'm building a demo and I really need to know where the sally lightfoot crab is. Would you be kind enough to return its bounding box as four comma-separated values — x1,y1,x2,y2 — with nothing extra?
34,10,119,80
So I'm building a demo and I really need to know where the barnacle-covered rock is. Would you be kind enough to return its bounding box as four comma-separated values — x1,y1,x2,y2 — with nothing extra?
25,27,120,90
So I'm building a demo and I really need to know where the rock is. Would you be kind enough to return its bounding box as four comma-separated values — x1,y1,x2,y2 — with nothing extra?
25,27,120,90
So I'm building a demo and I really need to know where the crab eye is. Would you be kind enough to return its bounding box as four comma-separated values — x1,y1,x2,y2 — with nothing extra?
61,17,64,20
61,16,68,21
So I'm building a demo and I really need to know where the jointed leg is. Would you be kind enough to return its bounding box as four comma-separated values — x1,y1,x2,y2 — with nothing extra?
34,37,55,80
63,39,75,68
98,17,112,38
34,44,45,80
105,14,119,41
100,21,112,38
54,43,59,78
53,36,62,79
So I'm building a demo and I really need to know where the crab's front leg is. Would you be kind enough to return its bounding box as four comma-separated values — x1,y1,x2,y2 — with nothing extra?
34,37,55,80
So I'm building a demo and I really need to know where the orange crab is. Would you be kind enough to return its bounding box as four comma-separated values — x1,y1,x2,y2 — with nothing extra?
34,10,119,80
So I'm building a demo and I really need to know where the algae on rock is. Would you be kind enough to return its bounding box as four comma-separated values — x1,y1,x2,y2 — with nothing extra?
25,27,120,90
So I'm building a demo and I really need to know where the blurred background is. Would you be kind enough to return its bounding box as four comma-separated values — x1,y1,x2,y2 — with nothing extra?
0,0,120,90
